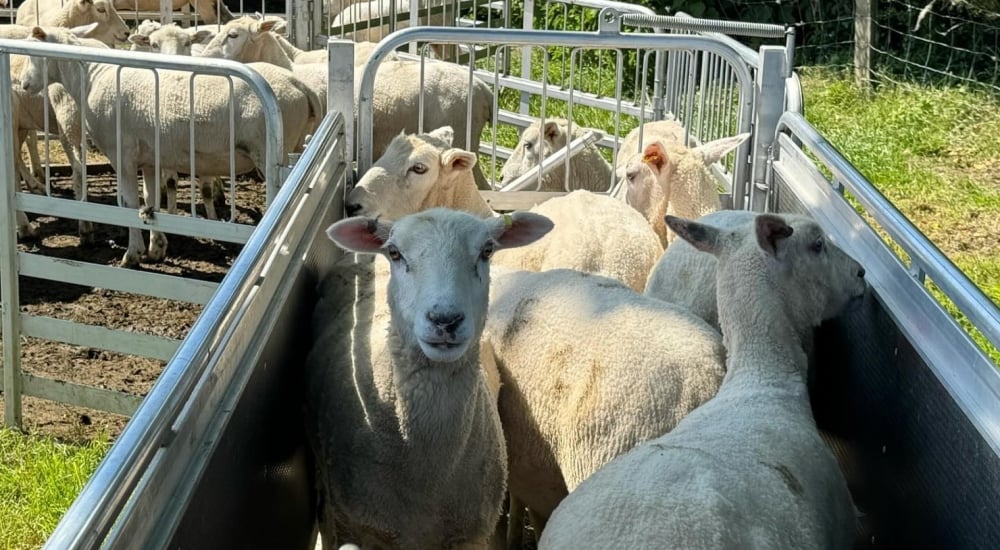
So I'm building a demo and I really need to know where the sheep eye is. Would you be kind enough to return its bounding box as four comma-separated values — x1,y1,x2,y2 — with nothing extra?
386,244,402,262
151,43,160,50
228,31,239,39
97,7,106,13
480,242,494,261
810,238,825,254
524,142,533,151
409,163,428,175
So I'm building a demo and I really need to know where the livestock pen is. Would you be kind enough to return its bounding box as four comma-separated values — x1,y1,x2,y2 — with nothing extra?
0,4,996,550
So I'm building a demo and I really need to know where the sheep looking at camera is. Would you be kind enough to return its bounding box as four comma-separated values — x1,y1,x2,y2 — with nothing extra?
539,212,865,550
346,127,663,292
616,120,750,246
500,118,614,192
484,267,727,525
306,207,554,549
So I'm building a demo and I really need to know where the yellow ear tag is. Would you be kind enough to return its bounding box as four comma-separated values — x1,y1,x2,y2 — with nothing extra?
503,213,514,229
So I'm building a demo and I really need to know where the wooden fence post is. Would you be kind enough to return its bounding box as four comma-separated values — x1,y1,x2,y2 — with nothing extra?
855,0,874,91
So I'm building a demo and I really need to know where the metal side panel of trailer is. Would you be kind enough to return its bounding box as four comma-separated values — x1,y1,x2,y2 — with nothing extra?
43,31,1000,550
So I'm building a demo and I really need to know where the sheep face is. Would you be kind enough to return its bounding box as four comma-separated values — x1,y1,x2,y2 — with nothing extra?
623,142,672,213
199,17,279,60
500,119,568,185
18,27,78,95
326,208,554,363
129,25,213,55
74,0,131,45
347,127,477,220
667,213,867,330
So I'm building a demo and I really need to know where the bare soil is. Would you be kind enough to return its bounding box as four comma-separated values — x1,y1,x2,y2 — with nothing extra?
1,151,266,445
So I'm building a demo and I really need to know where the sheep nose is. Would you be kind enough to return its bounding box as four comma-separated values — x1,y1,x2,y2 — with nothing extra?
427,311,464,334
345,202,362,216
857,267,866,278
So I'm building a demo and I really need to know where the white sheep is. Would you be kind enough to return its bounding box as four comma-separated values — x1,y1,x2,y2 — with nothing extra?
616,120,750,246
198,16,330,66
16,0,130,46
539,212,866,549
112,0,234,24
19,25,320,266
500,118,614,192
128,20,226,220
644,209,756,331
484,267,726,527
306,207,554,549
346,126,664,292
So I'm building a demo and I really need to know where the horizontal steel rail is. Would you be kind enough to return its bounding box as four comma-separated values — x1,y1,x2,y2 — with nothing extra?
358,24,755,173
774,113,1000,456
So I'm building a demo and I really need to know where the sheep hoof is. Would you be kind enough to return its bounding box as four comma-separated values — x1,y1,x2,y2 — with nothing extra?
146,234,168,263
17,223,40,242
139,206,155,223
78,222,95,247
119,252,142,269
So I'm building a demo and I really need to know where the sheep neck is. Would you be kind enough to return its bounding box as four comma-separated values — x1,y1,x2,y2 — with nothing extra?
272,34,306,65
250,34,295,70
716,248,810,398
385,317,484,457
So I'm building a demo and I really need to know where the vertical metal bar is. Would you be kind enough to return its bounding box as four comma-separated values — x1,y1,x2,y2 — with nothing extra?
466,48,474,154
228,77,236,205
0,53,23,428
519,0,534,115
418,53,426,133
750,46,787,213
327,39,355,167
190,74,198,218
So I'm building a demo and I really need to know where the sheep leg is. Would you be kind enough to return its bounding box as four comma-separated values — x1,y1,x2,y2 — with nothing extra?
24,132,44,182
15,210,38,240
164,172,178,215
139,167,168,263
54,128,93,245
16,130,46,195
118,163,146,268
200,177,220,221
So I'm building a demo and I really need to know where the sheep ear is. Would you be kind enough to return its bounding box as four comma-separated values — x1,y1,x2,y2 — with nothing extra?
695,133,751,165
190,29,216,44
128,34,150,47
255,19,280,34
325,217,391,254
70,22,100,38
427,126,454,146
641,142,669,174
542,120,561,142
30,26,48,41
492,212,554,250
441,148,477,172
665,215,723,255
755,214,793,257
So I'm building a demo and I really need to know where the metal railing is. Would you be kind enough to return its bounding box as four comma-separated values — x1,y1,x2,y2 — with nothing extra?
773,111,1000,457
0,37,286,427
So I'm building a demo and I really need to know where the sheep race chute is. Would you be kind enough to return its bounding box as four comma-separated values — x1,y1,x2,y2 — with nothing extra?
3,4,997,550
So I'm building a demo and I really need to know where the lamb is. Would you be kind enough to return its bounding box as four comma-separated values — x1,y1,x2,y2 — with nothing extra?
484,267,727,527
198,16,330,66
111,0,234,24
643,209,756,331
19,26,320,266
616,120,750,246
345,126,664,292
15,0,130,46
538,212,865,549
500,118,614,192
306,207,554,549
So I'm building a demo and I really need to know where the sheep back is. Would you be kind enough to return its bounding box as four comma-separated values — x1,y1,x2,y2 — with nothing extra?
486,268,725,518
492,190,663,292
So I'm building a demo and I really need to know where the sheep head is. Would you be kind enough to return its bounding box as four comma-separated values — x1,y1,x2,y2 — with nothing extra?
346,126,479,220
665,213,867,334
199,15,280,60
74,0,130,45
500,118,573,185
326,208,553,363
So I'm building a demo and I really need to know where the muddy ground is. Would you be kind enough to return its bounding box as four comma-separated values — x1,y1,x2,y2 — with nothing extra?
0,146,267,444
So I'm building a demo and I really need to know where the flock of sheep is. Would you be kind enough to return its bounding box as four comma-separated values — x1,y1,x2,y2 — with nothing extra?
303,36,869,550
2,2,869,547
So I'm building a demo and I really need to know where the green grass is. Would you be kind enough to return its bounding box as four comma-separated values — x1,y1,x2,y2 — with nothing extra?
0,429,109,550
800,67,1000,364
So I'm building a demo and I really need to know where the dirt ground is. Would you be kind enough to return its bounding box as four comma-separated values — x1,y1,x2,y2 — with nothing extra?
0,144,267,445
